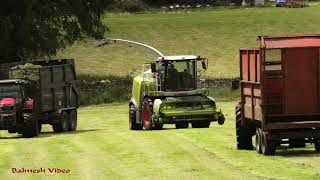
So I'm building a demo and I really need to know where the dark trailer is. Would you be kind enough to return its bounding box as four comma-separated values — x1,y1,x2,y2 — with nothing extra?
0,59,78,137
236,34,320,155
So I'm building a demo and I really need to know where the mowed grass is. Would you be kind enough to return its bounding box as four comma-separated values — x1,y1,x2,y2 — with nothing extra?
0,102,320,179
58,5,320,77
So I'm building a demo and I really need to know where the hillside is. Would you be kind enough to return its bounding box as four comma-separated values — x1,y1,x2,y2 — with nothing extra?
58,5,320,78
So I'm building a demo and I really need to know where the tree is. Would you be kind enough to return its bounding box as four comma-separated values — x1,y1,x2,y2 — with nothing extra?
0,0,112,62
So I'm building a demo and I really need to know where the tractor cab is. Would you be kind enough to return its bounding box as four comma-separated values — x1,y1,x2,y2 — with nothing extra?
0,80,36,114
151,55,207,92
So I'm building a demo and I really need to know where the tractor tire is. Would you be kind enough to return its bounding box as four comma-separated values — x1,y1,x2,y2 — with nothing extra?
22,114,39,138
260,130,276,156
314,138,320,152
191,121,210,128
129,105,143,130
235,106,253,150
52,111,69,133
69,110,78,131
142,98,153,130
175,122,189,129
255,128,262,154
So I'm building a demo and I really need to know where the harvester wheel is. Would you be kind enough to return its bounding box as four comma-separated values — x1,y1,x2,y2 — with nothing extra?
314,138,320,152
261,131,276,156
175,122,189,129
22,115,39,138
69,110,78,131
191,121,210,128
142,98,153,130
129,105,143,130
235,106,253,150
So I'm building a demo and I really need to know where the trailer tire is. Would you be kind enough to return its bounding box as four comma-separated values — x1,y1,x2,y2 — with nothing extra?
236,106,253,150
175,122,189,129
261,131,276,156
191,121,210,128
22,115,39,138
255,128,262,154
69,110,77,131
52,111,69,133
142,98,153,130
129,105,143,130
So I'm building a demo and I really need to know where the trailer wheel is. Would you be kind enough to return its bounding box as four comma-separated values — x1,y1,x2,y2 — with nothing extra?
142,98,153,130
191,121,210,128
175,122,189,129
235,106,253,150
314,138,320,152
52,111,69,133
260,131,276,156
129,105,143,130
255,128,262,154
69,110,77,131
22,115,39,138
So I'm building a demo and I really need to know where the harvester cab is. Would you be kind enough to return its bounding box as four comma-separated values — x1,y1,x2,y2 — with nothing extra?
96,38,225,130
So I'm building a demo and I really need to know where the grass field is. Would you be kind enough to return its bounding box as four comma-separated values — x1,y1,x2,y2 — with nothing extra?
0,101,320,179
58,5,320,78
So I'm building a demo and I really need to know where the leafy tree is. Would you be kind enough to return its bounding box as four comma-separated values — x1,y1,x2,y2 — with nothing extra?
0,0,112,62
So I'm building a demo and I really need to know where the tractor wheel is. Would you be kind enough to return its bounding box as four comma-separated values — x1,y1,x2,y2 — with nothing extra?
235,106,253,150
22,114,39,138
260,130,276,156
191,121,210,128
69,110,78,131
175,122,189,129
52,111,69,133
129,105,143,130
314,138,320,152
255,128,262,154
142,98,153,130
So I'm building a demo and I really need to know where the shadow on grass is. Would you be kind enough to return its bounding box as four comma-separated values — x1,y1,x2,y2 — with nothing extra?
0,129,105,139
276,149,320,157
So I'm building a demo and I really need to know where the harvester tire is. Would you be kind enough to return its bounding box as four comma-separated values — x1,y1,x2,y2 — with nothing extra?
191,121,210,128
175,122,189,129
69,110,78,131
236,106,253,150
142,98,153,130
22,115,39,138
129,105,143,130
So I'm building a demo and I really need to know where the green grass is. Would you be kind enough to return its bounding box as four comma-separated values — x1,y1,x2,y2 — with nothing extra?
0,102,320,179
58,5,320,78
